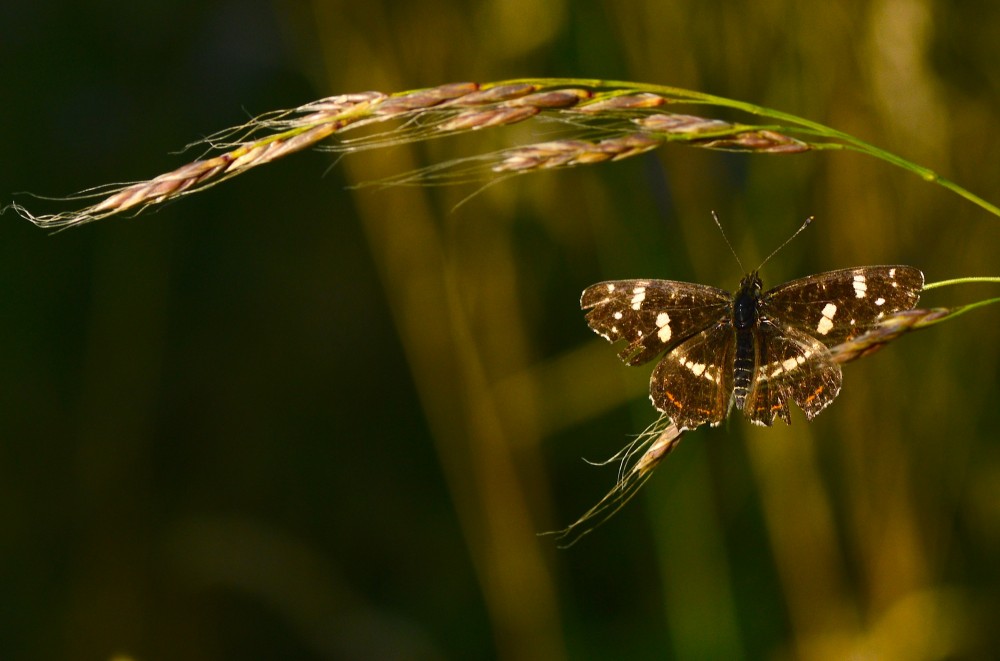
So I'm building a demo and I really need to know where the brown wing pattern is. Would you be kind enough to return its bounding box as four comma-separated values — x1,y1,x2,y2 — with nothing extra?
649,322,736,430
743,321,843,426
581,279,731,366
582,265,921,430
763,266,923,347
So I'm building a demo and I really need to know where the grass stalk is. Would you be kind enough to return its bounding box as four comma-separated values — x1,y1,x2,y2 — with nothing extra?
8,78,999,227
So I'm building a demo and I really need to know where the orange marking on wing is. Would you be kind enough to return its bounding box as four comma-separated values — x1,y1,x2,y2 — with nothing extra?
803,386,825,404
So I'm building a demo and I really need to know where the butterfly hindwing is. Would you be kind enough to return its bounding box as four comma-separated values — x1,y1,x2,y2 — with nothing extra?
743,320,843,426
763,266,924,347
582,280,731,366
649,322,736,430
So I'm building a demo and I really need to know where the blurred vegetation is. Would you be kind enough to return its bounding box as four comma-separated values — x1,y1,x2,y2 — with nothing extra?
2,0,999,660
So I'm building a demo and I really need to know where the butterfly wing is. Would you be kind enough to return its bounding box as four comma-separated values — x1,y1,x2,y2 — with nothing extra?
742,320,843,426
649,322,736,430
581,279,731,366
583,265,922,428
763,266,924,346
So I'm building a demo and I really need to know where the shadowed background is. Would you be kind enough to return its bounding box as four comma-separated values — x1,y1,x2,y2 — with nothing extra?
2,1,999,659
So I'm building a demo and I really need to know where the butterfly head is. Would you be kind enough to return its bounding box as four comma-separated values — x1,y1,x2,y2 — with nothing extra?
733,271,763,329
736,271,763,297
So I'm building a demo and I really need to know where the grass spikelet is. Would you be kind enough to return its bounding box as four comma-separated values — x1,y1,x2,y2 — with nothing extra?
447,83,540,105
544,417,684,547
373,82,478,115
831,277,1000,362
10,78,999,229
492,134,664,172
829,308,952,363
639,114,810,152
437,106,539,132
574,93,667,113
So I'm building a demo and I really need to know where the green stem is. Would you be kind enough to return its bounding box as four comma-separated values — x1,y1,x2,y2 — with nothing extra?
502,78,1000,220
924,276,1000,290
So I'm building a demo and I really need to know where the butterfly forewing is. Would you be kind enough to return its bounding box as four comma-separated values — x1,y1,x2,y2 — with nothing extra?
762,266,924,347
582,280,731,366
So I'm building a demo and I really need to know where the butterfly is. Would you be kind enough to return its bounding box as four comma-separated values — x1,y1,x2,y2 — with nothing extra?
581,265,924,430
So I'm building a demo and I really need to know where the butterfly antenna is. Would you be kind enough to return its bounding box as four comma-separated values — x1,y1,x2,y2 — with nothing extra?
711,211,745,273
757,215,814,271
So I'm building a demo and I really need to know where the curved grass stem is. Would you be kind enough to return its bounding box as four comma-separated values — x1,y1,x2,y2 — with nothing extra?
7,78,999,228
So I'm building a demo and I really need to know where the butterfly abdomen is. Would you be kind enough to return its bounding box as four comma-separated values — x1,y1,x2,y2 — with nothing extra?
733,330,754,409
731,273,763,410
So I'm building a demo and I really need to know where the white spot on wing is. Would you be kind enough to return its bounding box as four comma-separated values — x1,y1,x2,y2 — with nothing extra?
613,311,623,320
606,283,616,292
853,274,867,298
875,297,886,306
685,360,706,377
816,302,837,335
770,351,810,378
630,287,646,310
889,268,896,278
655,312,672,343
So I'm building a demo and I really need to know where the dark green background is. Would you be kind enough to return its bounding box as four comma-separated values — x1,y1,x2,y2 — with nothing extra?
3,1,999,659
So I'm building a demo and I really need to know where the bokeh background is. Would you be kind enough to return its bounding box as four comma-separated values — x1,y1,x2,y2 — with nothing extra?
3,1,999,659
